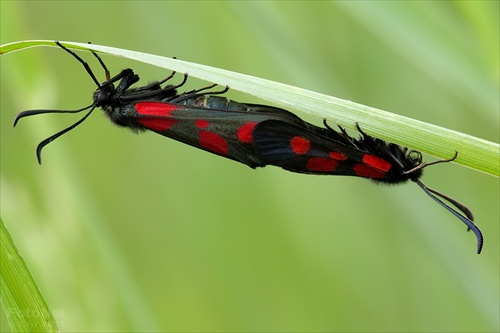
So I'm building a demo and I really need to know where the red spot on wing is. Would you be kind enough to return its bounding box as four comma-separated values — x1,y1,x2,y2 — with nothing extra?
290,136,311,155
135,101,178,131
135,101,178,116
138,118,177,132
306,158,340,172
362,154,392,172
353,155,392,178
199,131,229,155
353,163,386,179
237,122,257,143
329,151,348,161
195,119,210,128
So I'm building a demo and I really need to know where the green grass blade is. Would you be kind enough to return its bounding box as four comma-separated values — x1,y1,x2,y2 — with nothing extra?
0,218,59,332
1,40,498,176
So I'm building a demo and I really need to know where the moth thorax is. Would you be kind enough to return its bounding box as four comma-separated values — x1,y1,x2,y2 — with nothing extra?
103,105,128,127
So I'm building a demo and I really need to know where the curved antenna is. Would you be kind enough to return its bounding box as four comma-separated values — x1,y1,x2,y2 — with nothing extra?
414,179,483,254
34,106,96,164
13,104,94,127
423,186,474,223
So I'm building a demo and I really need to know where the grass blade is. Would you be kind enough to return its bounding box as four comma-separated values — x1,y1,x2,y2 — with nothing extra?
1,40,498,176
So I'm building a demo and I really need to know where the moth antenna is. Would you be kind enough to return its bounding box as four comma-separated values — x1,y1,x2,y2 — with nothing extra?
414,179,483,254
36,106,96,164
13,104,94,127
423,186,474,223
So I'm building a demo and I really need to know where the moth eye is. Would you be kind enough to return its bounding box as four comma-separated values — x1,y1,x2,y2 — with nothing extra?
97,92,108,103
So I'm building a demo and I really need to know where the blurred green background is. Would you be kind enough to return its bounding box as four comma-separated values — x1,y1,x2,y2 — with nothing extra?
1,1,498,332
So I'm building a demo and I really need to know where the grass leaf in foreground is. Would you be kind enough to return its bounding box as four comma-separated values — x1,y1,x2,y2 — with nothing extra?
0,218,59,332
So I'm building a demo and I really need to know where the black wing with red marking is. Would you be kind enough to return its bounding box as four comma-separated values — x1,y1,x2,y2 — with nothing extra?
253,120,409,182
122,97,306,168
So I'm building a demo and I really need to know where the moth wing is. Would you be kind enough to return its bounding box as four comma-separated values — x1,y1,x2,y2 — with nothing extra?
253,120,381,177
131,101,303,168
